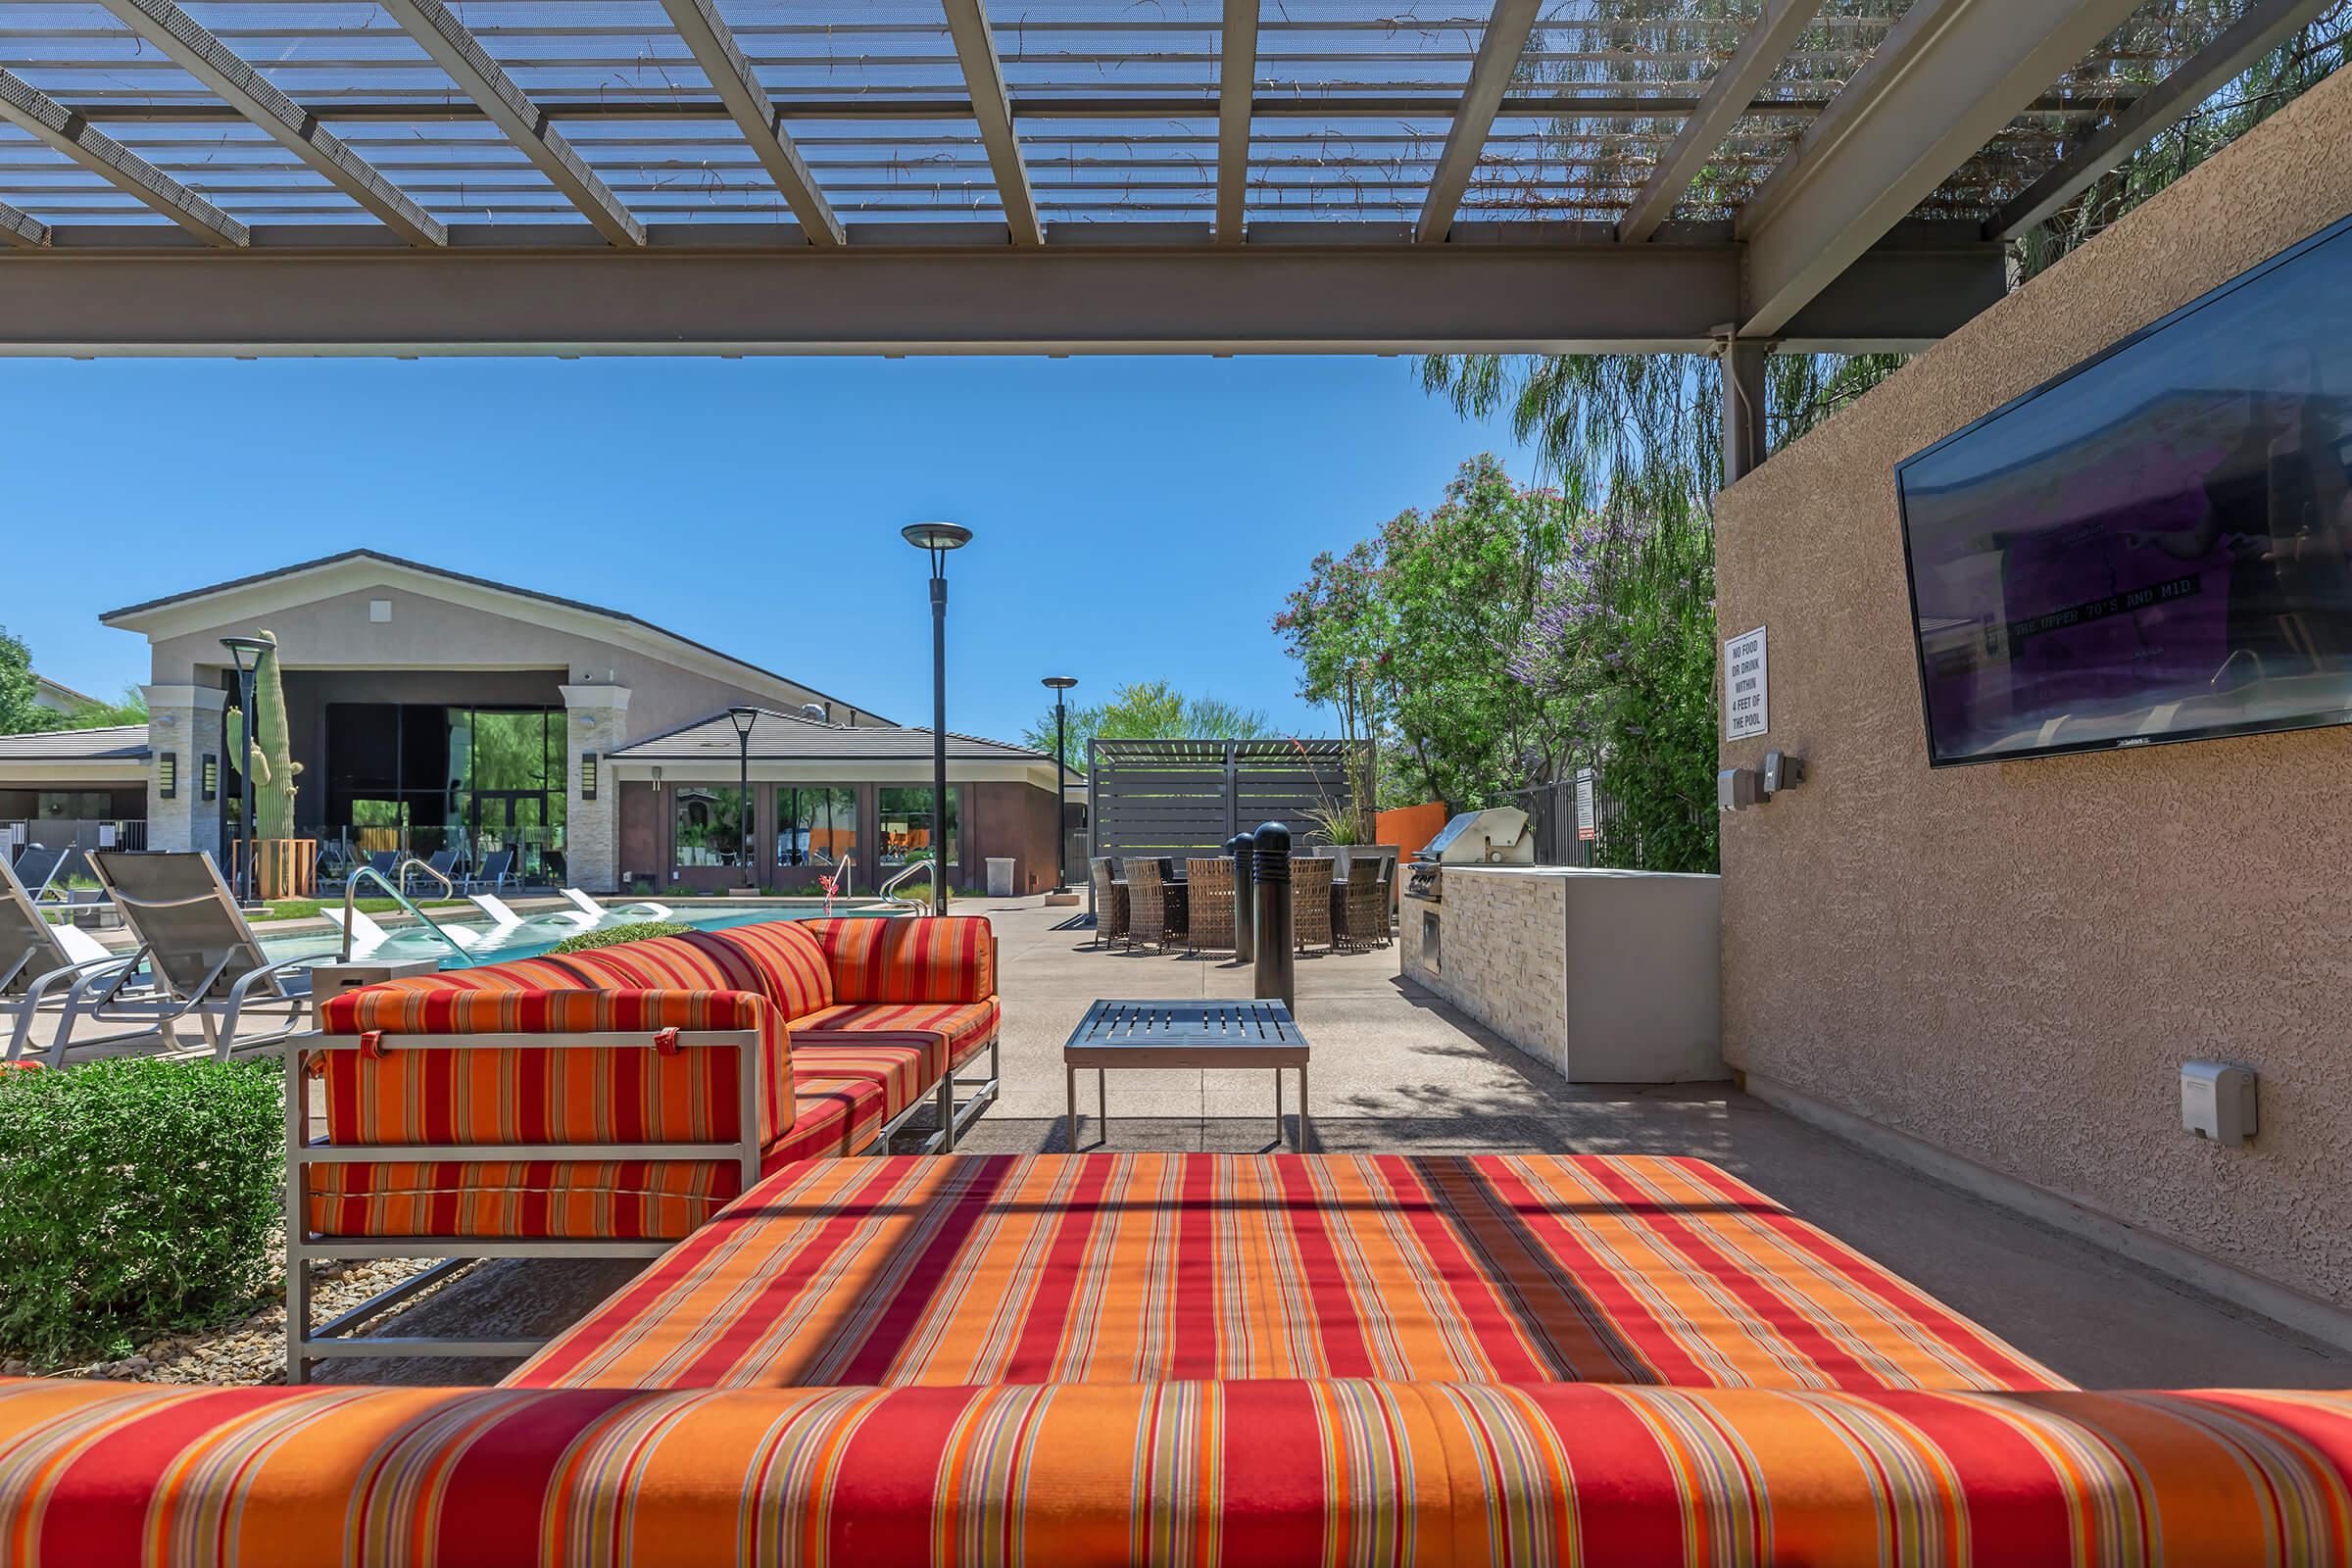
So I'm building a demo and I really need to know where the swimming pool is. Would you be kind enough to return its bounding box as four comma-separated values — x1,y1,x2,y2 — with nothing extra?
259,902,904,969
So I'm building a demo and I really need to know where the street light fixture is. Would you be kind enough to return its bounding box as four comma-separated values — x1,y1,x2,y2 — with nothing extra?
903,522,973,915
220,635,270,906
728,705,759,889
1042,676,1077,892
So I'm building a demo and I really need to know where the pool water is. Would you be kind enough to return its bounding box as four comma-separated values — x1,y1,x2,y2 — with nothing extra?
258,902,900,969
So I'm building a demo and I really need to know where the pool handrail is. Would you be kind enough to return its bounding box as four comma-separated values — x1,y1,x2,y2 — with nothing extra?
340,858,470,966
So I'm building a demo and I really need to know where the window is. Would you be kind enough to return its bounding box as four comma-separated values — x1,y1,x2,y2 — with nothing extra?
774,786,856,868
675,787,751,867
876,786,957,867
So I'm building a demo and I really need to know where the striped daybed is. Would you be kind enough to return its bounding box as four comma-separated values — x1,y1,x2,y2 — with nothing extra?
285,916,1000,1379
4,1152,2351,1564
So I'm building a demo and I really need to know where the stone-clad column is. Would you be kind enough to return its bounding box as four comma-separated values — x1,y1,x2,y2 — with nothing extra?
140,684,226,858
560,682,630,892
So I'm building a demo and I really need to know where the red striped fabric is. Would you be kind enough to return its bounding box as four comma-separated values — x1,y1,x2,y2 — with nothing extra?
4,1376,2346,1565
697,920,835,1018
304,1077,887,1239
802,916,996,1004
510,1153,2070,1395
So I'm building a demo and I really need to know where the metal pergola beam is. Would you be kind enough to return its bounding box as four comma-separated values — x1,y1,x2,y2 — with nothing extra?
1619,0,1830,244
374,0,643,246
1737,0,2142,337
657,0,844,247
942,0,1042,246
0,231,2002,356
0,195,48,249
91,0,445,247
1987,0,2337,242
1214,0,1259,244
0,68,245,247
1415,0,1544,244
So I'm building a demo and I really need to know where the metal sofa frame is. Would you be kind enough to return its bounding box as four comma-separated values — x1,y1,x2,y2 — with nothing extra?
281,1022,1002,1381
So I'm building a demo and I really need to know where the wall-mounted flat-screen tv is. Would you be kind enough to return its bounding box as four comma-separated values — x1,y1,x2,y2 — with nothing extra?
1896,212,2352,766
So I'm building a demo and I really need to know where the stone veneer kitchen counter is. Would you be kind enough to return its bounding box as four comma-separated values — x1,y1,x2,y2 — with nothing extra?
1401,864,1723,1084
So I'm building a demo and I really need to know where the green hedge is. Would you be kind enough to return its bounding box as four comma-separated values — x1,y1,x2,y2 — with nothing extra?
0,1058,282,1365
546,919,691,955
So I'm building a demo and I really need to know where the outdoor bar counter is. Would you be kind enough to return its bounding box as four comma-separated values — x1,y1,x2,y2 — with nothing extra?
1401,863,1723,1084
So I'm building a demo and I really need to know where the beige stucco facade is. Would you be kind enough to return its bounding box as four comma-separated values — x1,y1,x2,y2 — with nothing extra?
1716,69,2352,1325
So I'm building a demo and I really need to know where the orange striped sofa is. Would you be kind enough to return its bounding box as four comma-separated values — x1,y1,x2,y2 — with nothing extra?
286,916,998,1379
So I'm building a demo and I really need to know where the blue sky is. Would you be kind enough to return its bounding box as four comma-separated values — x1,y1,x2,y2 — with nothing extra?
0,355,1540,747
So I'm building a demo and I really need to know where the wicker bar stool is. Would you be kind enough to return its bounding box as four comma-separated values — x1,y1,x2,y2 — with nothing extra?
1186,857,1235,953
1126,858,1178,951
1292,870,1334,954
1090,858,1130,950
1338,859,1388,951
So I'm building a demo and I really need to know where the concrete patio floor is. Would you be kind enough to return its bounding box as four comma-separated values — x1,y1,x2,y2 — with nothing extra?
338,894,2351,1392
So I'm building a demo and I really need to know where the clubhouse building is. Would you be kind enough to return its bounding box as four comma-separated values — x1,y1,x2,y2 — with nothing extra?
0,551,1069,896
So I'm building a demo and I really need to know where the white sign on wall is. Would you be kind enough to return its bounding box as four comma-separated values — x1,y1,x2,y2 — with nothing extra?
1574,768,1596,843
1724,625,1769,741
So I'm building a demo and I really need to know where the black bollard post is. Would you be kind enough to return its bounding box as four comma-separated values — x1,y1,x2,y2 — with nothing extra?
1227,830,1254,961
1252,820,1295,1012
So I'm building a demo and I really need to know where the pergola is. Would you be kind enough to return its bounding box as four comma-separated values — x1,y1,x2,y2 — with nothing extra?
0,0,2327,471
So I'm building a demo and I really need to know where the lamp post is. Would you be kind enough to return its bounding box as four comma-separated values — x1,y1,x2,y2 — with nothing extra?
727,705,759,889
220,636,269,906
1042,675,1077,891
903,522,973,915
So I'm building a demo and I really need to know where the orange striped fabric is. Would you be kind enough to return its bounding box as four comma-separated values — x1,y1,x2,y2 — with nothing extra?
5,1376,2348,1565
698,920,835,1017
305,1077,888,1239
513,1152,2069,1394
318,986,786,1146
802,915,996,1004
797,998,998,1066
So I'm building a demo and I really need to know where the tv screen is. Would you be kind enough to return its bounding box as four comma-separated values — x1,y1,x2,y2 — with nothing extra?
1896,213,2352,766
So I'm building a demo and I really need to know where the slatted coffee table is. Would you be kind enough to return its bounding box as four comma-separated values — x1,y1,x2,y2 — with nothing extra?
1064,1000,1310,1152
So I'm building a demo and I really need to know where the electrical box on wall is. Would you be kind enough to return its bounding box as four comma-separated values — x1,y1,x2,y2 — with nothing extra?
2180,1061,2258,1147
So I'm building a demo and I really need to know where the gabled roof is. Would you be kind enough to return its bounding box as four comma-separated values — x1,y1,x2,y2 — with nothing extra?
31,674,98,710
0,724,150,762
611,707,1048,764
100,549,885,723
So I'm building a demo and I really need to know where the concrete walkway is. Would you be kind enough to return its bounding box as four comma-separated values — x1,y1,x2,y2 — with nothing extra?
345,895,2350,1392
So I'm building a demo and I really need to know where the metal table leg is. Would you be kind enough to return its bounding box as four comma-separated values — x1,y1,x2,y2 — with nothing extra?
1274,1068,1283,1147
1065,1060,1077,1152
1098,1067,1107,1145
1298,1063,1311,1152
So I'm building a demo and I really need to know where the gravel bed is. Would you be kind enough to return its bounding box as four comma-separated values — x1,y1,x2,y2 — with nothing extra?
1,1250,454,1387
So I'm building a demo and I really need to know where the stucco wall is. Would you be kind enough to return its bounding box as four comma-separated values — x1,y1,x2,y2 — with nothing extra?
1716,70,2352,1313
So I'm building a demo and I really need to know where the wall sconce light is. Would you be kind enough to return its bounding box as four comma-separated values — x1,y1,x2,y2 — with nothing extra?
201,754,219,803
651,765,662,793
159,752,178,800
575,710,598,729
1718,752,1806,812
580,753,599,802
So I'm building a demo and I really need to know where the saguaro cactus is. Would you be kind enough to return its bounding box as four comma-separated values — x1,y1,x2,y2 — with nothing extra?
225,628,302,844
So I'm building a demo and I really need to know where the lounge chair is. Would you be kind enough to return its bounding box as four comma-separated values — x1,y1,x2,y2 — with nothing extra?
0,856,143,1063
460,848,514,894
469,892,593,930
403,849,460,895
10,844,68,905
84,851,318,1061
562,887,673,921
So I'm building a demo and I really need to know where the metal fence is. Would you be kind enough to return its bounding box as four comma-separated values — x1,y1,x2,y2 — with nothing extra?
1506,769,1614,868
2,817,146,856
1088,739,1372,872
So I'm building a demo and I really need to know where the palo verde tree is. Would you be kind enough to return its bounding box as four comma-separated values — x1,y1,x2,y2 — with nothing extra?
1021,680,1276,773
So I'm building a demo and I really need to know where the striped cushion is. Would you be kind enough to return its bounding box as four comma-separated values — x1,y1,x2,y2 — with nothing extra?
4,1377,2346,1565
802,915,996,1004
697,920,835,1018
321,983,791,1150
511,1153,2067,1395
786,1044,932,1119
306,1078,883,1240
795,999,999,1071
